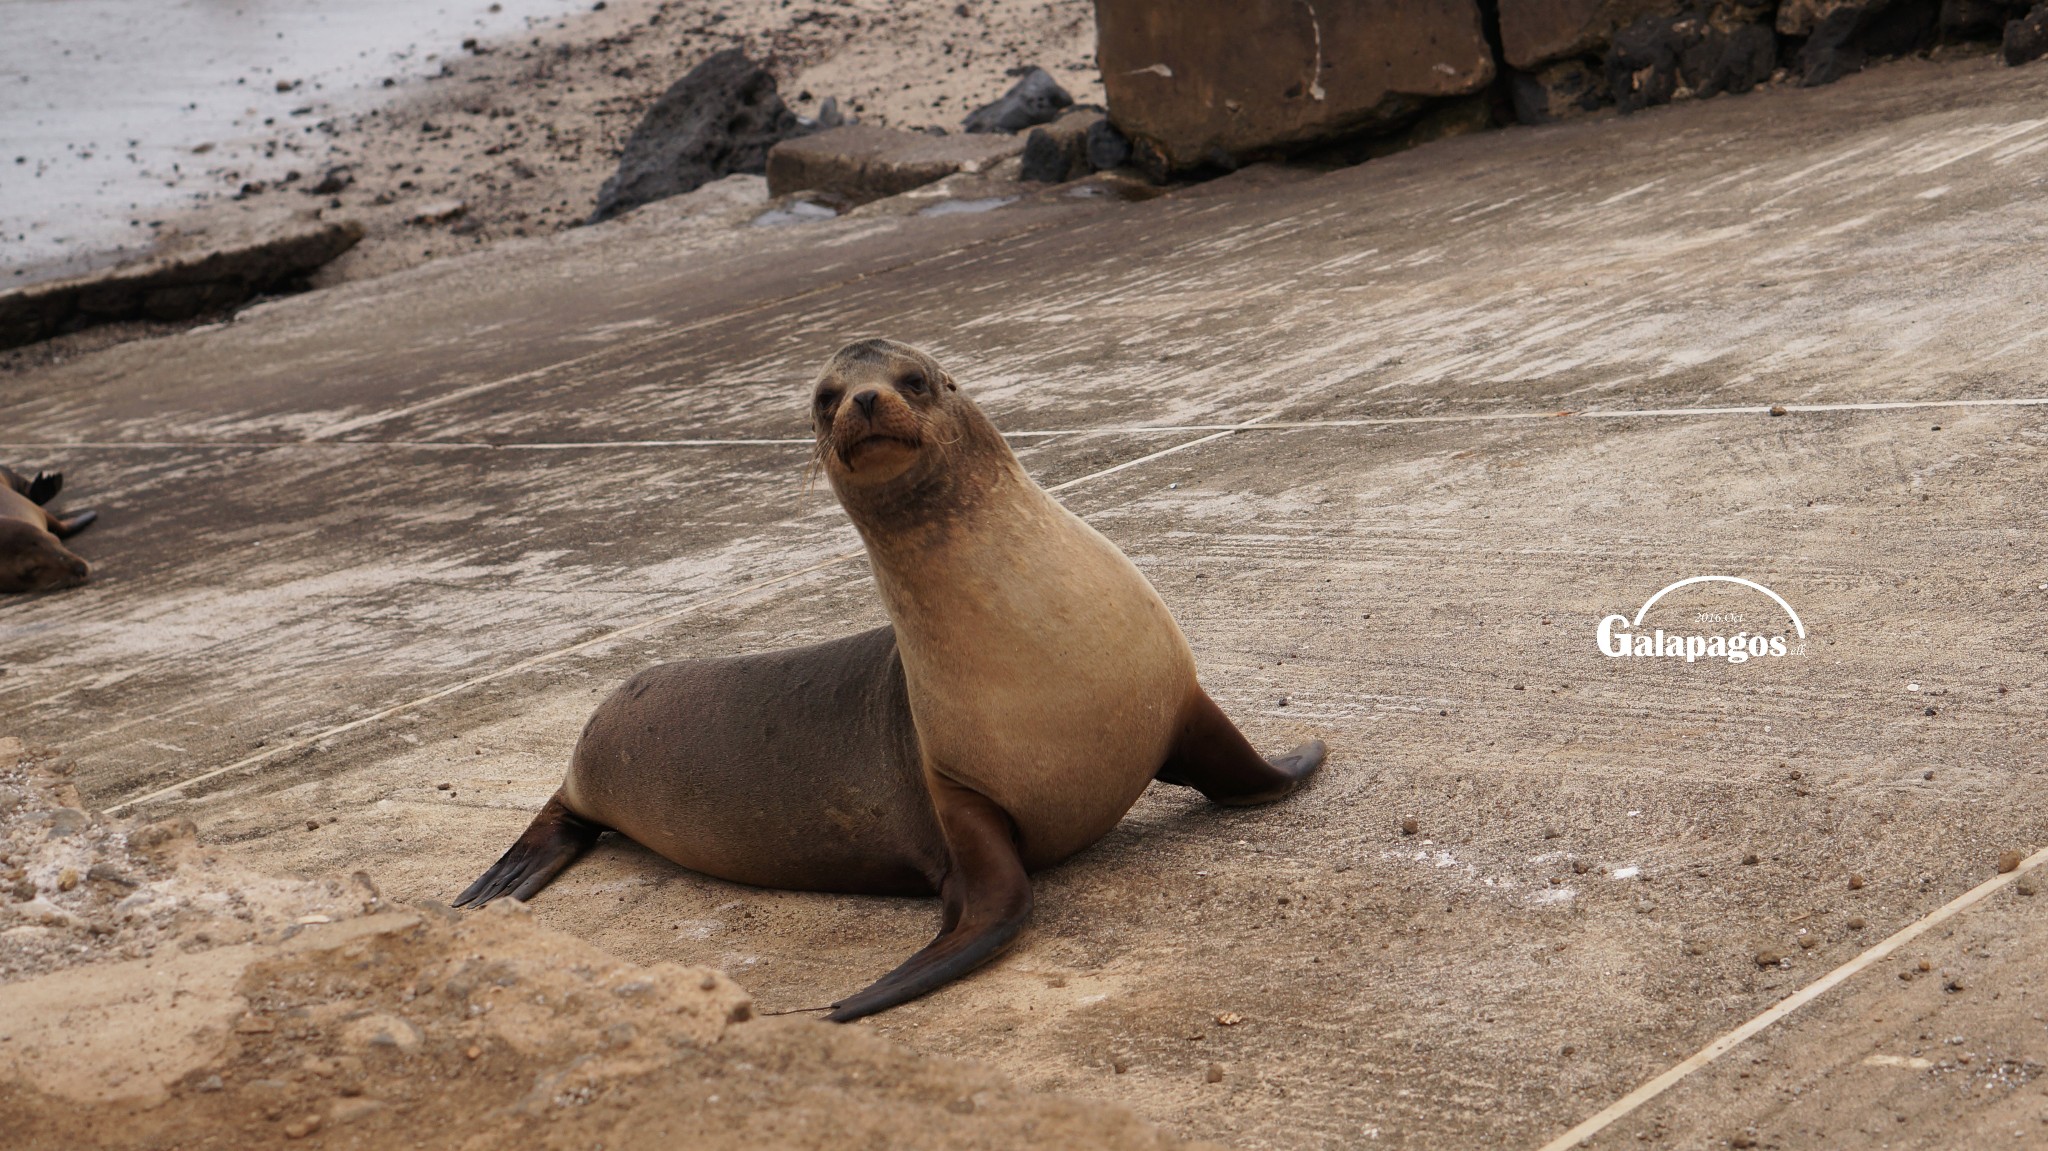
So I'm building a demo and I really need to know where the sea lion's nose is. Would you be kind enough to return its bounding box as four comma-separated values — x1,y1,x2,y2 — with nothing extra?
853,389,878,418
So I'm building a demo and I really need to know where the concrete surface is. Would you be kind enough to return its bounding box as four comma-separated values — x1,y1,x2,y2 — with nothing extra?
4,55,2048,1150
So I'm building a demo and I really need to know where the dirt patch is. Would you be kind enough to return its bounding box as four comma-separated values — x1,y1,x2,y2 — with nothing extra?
0,738,1204,1150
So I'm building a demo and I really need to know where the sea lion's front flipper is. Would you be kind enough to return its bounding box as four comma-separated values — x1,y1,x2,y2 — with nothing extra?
47,508,96,539
826,779,1031,1022
1155,690,1326,807
27,472,62,506
453,793,603,907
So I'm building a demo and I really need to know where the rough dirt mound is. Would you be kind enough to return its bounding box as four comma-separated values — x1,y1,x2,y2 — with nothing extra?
0,740,1207,1151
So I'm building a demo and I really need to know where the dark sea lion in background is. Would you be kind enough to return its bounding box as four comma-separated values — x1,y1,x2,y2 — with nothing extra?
0,466,96,593
457,339,1326,1020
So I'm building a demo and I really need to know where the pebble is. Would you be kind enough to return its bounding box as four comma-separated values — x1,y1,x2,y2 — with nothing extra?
436,782,452,791
1204,1062,1225,1083
1112,1059,1128,1074
1572,860,1590,875
1848,873,1865,890
1918,959,1932,972
1215,1012,1243,1027
1754,950,1784,967
1846,916,1867,930
1768,404,1788,417
2015,880,2036,897
1399,818,1418,836
1996,850,2024,874
1798,935,1817,949
1741,852,1759,866
305,820,320,832
56,868,78,891
283,1115,323,1139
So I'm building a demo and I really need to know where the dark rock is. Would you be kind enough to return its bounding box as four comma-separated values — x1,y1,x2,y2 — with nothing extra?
764,125,1025,205
1085,118,1133,171
961,68,1073,134
1095,0,1495,177
1608,8,1776,112
1500,0,1688,70
1942,0,2031,39
1796,0,1941,86
2008,4,2048,62
590,49,805,223
0,219,360,349
1019,110,1106,182
1510,58,1611,122
306,167,353,195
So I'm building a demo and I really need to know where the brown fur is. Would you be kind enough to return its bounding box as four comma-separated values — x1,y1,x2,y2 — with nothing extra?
0,484,89,594
457,339,1325,1020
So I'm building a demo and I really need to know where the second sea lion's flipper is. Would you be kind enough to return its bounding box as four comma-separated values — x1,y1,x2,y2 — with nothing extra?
826,780,1031,1022
453,793,603,907
1154,690,1327,807
27,471,62,505
47,508,96,538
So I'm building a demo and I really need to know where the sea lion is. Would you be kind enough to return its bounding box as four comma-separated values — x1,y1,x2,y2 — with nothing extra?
0,466,95,593
456,339,1326,1020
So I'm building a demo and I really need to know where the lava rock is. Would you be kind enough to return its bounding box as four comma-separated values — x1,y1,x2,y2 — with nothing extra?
1608,9,1777,112
1510,58,1611,122
1943,0,2032,40
2008,4,2048,62
1018,109,1106,182
1796,0,1942,86
1085,118,1133,171
962,68,1074,134
590,49,806,223
1499,0,1688,70
1095,0,1495,177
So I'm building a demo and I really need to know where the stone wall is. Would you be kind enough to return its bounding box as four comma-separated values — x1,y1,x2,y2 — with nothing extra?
1095,0,2047,175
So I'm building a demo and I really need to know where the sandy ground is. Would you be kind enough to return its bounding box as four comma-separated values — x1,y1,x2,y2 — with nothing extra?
148,0,1101,288
0,737,1205,1150
4,50,2048,1151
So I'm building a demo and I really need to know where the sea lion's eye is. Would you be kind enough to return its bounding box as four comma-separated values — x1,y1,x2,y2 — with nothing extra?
897,372,928,395
815,389,841,414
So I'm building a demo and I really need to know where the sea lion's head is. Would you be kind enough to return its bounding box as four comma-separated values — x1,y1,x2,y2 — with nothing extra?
811,339,1013,520
0,521,90,593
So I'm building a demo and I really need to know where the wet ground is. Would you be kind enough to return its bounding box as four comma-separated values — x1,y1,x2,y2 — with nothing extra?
4,55,2048,1150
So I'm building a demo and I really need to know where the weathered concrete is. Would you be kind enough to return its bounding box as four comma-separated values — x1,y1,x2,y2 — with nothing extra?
4,56,2048,1150
0,219,362,349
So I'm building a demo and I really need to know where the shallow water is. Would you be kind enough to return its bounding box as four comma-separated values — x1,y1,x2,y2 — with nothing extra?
0,0,594,284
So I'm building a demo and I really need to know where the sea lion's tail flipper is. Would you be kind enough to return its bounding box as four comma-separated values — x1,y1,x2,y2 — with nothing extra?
453,793,602,908
48,508,96,539
826,781,1031,1022
1155,691,1327,807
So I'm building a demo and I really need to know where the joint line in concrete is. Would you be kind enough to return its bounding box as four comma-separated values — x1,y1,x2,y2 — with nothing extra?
7,394,2044,454
1533,844,2048,1151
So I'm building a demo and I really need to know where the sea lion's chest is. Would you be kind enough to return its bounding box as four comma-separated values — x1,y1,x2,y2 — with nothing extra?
877,499,1197,869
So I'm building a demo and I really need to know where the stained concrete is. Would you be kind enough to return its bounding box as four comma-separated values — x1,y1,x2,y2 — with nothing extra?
4,55,2048,1150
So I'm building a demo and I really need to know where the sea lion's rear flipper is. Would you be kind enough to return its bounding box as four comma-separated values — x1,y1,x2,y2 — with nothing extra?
47,508,96,539
27,472,62,505
1155,690,1327,807
453,793,603,907
826,780,1031,1022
